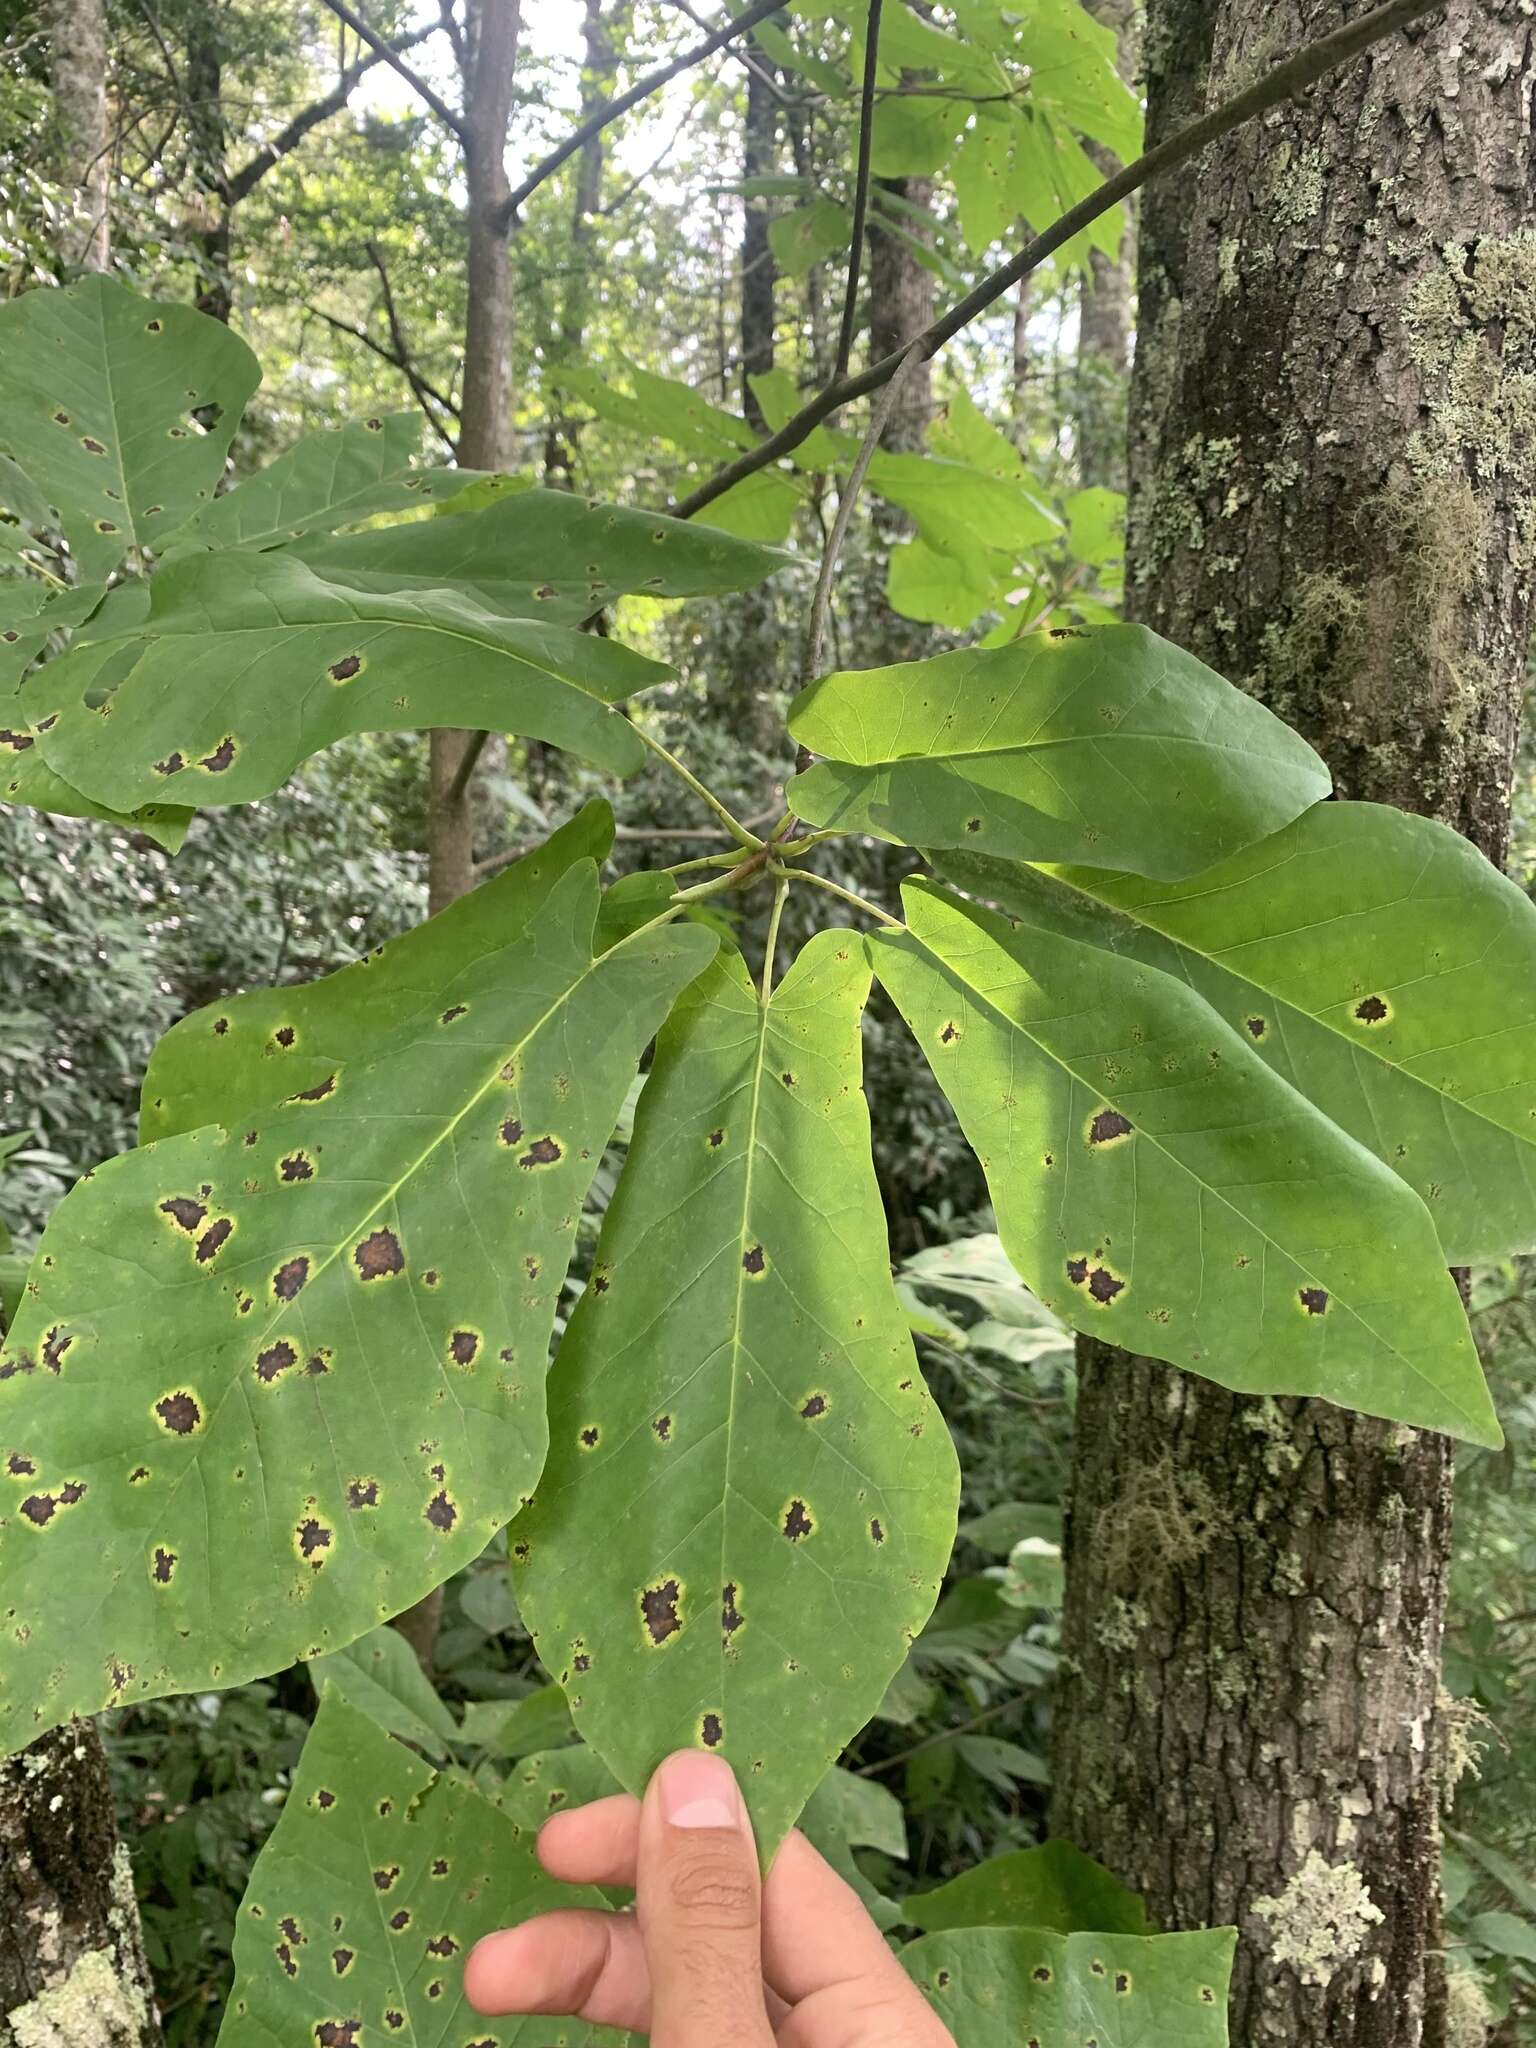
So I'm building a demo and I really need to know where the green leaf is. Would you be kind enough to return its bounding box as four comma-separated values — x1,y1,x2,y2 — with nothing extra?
308,1624,460,1761
1448,1829,1536,1918
799,1766,909,1932
901,1924,1236,2046
1066,485,1126,566
768,198,853,277
967,802,1536,1264
750,18,853,98
490,1741,625,1832
788,626,1332,881
704,467,803,546
870,880,1500,1445
1466,1911,1536,1963
907,1841,1151,1935
459,1568,525,1637
140,802,616,1143
292,487,794,627
1011,0,1143,161
0,276,259,581
168,413,489,553
460,1682,573,1759
219,1691,628,2048
556,363,755,463
31,548,657,814
870,94,968,177
0,861,716,1749
886,533,1005,631
952,108,1016,255
960,1501,1062,1555
867,448,1060,558
517,933,959,1853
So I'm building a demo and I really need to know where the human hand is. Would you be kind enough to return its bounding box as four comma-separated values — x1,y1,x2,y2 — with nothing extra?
464,1749,956,2046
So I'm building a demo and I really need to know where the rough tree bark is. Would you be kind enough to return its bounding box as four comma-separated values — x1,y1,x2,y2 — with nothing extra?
1075,0,1138,487
740,26,780,431
1052,9,1536,2048
0,1723,161,2048
426,0,522,922
44,0,110,273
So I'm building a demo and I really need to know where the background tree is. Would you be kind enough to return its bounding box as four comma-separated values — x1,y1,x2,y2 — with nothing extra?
1053,6,1536,2047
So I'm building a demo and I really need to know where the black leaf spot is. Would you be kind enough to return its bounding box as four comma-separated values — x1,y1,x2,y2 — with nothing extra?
742,1243,766,1275
1088,1108,1133,1145
273,1256,310,1301
200,736,237,773
424,1489,457,1532
155,1390,202,1434
255,1339,299,1384
196,1217,233,1262
354,1228,404,1281
1354,994,1390,1025
346,1478,379,1509
159,1195,207,1234
1298,1286,1329,1316
641,1578,681,1645
700,1711,724,1748
782,1498,814,1542
518,1135,563,1169
449,1329,480,1367
721,1583,743,1634
327,655,364,683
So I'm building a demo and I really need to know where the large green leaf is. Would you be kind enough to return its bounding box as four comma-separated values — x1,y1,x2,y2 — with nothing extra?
0,277,259,580
293,487,795,627
140,802,617,1143
938,802,1536,1265
901,1924,1235,2047
517,933,959,1853
29,548,657,814
907,1842,1151,1935
308,1624,460,1763
219,1691,628,2048
788,626,1331,881
871,880,1499,1444
0,862,715,1749
169,413,489,553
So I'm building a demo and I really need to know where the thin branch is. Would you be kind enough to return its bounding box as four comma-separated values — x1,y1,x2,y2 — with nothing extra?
363,239,461,451
856,1691,1038,1778
227,23,439,203
303,304,460,450
448,724,491,803
674,0,1446,521
833,0,881,383
494,0,788,230
659,0,796,103
638,728,766,848
801,341,923,688
316,0,467,142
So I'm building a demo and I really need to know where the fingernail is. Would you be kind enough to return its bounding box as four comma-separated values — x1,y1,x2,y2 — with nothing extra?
658,1749,740,1830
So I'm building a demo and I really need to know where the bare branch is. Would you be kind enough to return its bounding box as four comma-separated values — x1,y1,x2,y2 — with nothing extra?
494,0,788,231
832,0,881,383
304,303,460,451
316,0,467,142
228,23,438,203
674,0,1446,522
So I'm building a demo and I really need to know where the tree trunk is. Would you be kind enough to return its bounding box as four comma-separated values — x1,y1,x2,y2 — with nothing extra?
185,15,232,323
868,175,934,453
740,31,779,430
428,0,521,920
0,1721,161,2048
544,0,616,487
1052,9,1536,2048
1074,0,1137,487
44,0,110,273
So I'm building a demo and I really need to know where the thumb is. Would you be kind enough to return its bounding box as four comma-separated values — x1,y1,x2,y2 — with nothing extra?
636,1750,775,2048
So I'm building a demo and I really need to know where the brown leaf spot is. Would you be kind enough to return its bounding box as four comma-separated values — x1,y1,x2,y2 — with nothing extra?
1115,1972,1132,1994
42,1326,71,1372
440,1004,467,1024
782,1498,814,1543
425,1935,459,1957
371,1865,400,1892
254,1339,298,1385
742,1243,766,1276
870,1517,885,1544
721,1583,743,1635
0,729,34,753
431,1858,449,1876
315,1789,336,1809
388,1909,410,1931
195,1217,233,1263
700,1712,724,1748
1246,1016,1267,1039
21,1493,59,1526
279,1152,314,1183
272,1025,296,1049
707,1127,726,1149
424,1489,457,1532
306,1350,331,1375
498,1117,524,1147
518,1135,563,1169
6,1453,36,1477
1088,1108,1133,1145
331,1948,354,1976
579,1425,599,1449
155,1390,202,1435
965,816,982,833
641,1578,681,1645
1032,1965,1052,1983
1088,1267,1124,1305
346,1478,379,1509
200,736,237,773
384,2015,404,2033
275,1943,297,1977
152,1547,176,1584
327,655,364,683
160,1195,207,1234
653,1414,672,1442
81,436,105,455
1298,1286,1329,1316
449,1329,480,1368
314,2023,360,2048
1354,994,1390,1025
273,1256,310,1301
354,1228,404,1281
128,1465,150,1483
800,1393,828,1420
297,1517,333,1564
290,1074,336,1103
1066,1255,1090,1286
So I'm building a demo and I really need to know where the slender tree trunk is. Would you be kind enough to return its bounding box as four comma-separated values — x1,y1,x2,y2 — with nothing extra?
868,175,934,453
428,0,521,919
1053,10,1536,2048
44,0,110,273
185,16,232,323
740,30,779,430
1074,0,1137,487
544,0,616,487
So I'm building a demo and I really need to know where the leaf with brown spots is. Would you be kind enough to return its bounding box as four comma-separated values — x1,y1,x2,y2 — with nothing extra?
222,1693,626,2048
787,625,1330,882
872,880,1498,1446
0,275,257,582
0,857,715,1750
518,934,958,1854
900,1923,1235,2047
32,546,665,816
938,800,1536,1267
